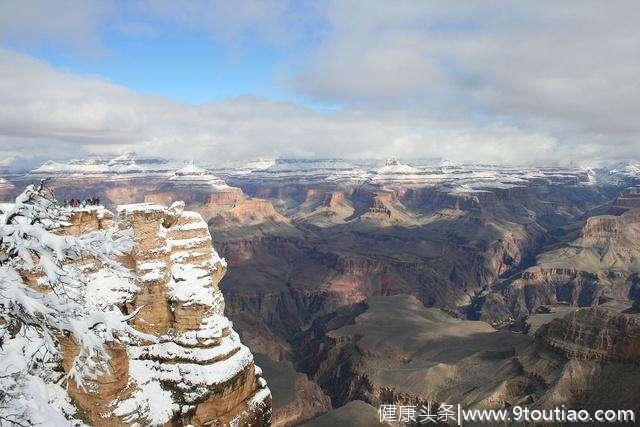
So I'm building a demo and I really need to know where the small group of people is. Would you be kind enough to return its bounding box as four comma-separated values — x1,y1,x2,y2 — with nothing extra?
64,196,100,208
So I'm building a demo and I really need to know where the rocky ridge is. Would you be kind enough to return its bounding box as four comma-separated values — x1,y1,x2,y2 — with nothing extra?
14,153,245,216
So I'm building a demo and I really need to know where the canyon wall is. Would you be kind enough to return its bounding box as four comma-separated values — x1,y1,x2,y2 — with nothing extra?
479,207,640,325
537,307,640,362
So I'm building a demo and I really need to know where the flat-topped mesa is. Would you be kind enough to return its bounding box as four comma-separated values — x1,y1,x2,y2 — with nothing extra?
211,198,289,229
146,165,244,207
578,210,640,246
61,202,271,426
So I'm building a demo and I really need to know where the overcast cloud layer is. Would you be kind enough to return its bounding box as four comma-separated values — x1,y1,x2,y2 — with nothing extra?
0,1,638,166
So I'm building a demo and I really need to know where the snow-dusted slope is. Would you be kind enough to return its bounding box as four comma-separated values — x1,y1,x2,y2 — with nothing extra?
606,161,640,184
218,157,592,192
223,158,370,185
19,154,601,197
29,152,178,179
370,157,426,185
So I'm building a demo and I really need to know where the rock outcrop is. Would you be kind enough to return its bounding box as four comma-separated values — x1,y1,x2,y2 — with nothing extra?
58,203,272,426
537,307,640,362
612,186,640,212
522,307,640,412
212,198,290,228
292,190,355,227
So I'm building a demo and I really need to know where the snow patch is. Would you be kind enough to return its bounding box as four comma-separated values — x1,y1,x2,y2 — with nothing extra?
86,268,138,307
168,264,218,306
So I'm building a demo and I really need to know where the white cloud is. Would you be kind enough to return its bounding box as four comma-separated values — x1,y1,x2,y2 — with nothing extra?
0,0,315,53
0,0,110,54
0,48,562,165
294,1,640,161
0,1,638,165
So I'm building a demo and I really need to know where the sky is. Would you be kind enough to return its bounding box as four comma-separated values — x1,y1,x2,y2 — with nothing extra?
0,0,639,167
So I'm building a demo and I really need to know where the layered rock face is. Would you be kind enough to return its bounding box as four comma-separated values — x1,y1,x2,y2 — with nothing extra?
144,165,244,220
21,153,177,206
59,203,271,426
479,208,640,325
537,307,640,362
612,186,640,212
525,307,640,412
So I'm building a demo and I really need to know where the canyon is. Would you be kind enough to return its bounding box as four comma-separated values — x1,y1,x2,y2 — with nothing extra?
3,155,640,425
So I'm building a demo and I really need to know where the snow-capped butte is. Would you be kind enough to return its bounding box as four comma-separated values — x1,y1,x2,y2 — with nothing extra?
377,157,421,175
244,158,277,172
169,164,233,191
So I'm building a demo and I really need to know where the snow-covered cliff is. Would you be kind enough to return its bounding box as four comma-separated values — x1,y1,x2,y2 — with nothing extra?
2,197,271,426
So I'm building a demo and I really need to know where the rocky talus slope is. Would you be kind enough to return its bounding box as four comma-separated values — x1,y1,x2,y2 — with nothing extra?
57,203,272,426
